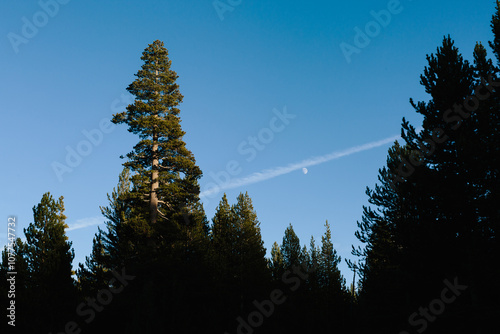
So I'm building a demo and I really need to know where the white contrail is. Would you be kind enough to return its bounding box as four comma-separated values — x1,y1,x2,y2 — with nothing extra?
66,217,104,231
200,134,401,198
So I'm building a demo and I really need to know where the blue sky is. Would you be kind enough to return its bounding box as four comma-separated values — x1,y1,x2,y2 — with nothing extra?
1,0,496,286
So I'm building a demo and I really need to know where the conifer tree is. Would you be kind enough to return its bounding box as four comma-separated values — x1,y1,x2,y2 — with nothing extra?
23,193,76,332
208,193,270,332
108,42,209,332
231,192,269,301
353,139,437,332
353,17,500,330
286,223,346,332
112,40,203,230
211,193,268,301
402,36,493,328
211,194,236,279
209,193,237,324
98,167,146,266
318,221,344,292
281,224,302,268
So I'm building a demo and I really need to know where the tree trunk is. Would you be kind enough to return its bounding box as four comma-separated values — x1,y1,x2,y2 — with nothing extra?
150,67,159,225
150,131,159,225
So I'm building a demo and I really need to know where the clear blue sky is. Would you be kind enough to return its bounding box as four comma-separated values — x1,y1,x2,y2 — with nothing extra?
1,0,496,286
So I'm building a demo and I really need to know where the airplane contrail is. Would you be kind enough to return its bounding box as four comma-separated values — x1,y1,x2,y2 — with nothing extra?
66,217,105,231
200,134,401,199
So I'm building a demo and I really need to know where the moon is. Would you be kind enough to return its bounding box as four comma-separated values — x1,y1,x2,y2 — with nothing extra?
302,168,308,174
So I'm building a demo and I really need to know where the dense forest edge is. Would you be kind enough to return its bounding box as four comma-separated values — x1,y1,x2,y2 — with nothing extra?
2,2,500,333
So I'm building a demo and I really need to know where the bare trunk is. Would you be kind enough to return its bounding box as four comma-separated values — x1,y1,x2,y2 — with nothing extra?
150,132,159,225
150,67,159,225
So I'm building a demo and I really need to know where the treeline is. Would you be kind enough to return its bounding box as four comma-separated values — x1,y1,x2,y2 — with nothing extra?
2,3,500,333
0,188,350,333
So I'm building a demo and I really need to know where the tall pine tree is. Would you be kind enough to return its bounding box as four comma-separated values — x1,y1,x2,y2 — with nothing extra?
112,40,203,235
